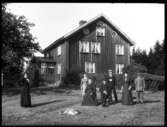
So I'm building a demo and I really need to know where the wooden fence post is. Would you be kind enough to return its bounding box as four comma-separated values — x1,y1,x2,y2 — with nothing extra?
1,72,3,87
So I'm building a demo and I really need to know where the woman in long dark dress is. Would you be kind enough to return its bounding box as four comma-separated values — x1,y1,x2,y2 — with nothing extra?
20,57,31,107
121,73,133,105
82,78,98,106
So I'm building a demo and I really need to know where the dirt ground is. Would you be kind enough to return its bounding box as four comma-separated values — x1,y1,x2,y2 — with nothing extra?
2,88,164,125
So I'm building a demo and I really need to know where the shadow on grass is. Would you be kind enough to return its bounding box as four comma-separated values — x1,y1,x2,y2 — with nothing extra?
2,87,73,96
143,100,161,103
31,99,66,107
132,100,161,105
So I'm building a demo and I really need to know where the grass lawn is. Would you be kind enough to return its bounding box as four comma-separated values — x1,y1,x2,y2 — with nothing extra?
2,87,164,125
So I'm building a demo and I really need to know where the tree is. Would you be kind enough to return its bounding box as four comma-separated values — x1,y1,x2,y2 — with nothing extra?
2,3,41,87
131,40,164,76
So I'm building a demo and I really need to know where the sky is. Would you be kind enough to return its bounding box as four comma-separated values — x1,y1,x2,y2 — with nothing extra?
7,3,164,56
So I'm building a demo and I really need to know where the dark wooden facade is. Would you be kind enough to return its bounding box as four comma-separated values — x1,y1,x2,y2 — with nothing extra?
43,14,135,83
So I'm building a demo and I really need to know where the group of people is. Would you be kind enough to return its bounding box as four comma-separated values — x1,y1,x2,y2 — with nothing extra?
80,69,145,107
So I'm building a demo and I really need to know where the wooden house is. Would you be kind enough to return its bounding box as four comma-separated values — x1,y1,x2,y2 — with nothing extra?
41,14,135,84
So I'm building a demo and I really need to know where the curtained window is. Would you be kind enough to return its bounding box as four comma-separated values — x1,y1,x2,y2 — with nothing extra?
115,45,124,55
85,62,95,73
96,27,105,36
41,63,47,74
116,64,124,74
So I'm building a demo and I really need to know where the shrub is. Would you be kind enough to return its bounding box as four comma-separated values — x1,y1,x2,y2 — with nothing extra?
123,62,147,79
61,66,83,88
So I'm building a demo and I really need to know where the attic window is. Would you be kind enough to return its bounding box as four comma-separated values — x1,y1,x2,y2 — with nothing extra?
96,27,105,37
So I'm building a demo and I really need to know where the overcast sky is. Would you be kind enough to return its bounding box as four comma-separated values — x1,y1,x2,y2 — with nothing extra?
7,3,164,56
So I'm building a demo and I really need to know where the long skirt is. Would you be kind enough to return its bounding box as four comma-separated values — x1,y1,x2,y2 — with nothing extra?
82,93,97,106
20,79,31,107
122,86,133,105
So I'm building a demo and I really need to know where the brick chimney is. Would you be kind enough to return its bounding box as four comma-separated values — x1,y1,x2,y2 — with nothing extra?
79,20,87,26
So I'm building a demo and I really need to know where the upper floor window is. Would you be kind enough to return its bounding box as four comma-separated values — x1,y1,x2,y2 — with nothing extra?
79,41,90,53
57,46,61,56
85,62,95,73
96,27,105,37
79,41,101,54
116,64,124,74
115,45,124,55
91,42,101,54
57,64,61,74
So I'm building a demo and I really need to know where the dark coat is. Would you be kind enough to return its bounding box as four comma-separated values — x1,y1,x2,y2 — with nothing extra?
20,77,31,107
82,83,97,106
105,75,117,90
122,78,133,105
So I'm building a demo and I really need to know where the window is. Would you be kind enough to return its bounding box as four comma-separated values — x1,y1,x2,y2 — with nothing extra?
41,63,47,74
79,41,101,54
115,45,124,55
96,27,105,36
79,41,90,53
111,31,117,38
57,46,61,56
46,53,50,58
47,64,55,75
85,62,95,73
57,64,61,74
116,64,124,74
91,42,101,54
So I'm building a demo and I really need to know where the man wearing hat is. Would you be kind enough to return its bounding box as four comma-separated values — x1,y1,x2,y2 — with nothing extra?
105,69,118,103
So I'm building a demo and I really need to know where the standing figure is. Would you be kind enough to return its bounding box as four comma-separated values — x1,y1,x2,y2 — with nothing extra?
121,73,133,105
81,78,98,106
105,69,118,103
134,73,145,103
20,57,31,107
80,73,89,102
100,79,108,107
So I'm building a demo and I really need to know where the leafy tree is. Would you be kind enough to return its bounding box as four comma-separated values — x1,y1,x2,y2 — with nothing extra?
2,3,41,87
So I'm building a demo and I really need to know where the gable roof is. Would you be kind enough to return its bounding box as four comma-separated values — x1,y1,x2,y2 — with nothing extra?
43,14,135,53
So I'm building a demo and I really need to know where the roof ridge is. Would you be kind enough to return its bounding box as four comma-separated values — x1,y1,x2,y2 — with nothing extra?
43,14,135,52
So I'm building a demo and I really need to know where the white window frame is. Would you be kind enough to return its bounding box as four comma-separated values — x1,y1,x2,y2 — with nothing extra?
41,63,47,74
57,64,61,74
79,41,90,53
96,27,105,36
85,62,95,73
90,42,101,54
116,64,124,74
115,45,124,55
57,46,61,56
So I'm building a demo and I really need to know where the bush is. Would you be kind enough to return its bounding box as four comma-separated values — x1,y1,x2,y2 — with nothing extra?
61,66,82,88
3,67,22,88
123,62,147,79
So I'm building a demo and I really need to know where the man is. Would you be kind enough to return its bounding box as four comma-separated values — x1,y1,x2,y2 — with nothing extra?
105,69,118,103
134,73,145,103
100,79,108,107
